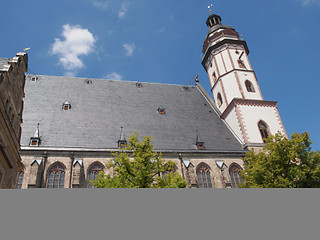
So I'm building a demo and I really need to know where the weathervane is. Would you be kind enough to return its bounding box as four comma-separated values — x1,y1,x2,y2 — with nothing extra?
208,3,213,13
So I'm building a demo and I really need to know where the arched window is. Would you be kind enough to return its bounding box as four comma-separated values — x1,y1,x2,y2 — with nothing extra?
258,120,270,142
229,164,243,188
245,80,255,92
217,93,223,107
88,163,104,188
47,163,65,188
16,171,24,189
197,164,213,188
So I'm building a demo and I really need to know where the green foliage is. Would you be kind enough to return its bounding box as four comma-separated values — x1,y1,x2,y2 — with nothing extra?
92,132,187,188
240,132,320,188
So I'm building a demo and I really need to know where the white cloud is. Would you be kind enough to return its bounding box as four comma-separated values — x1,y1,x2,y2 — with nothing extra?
297,0,320,6
105,72,123,80
92,1,110,10
123,43,135,56
118,2,129,18
51,24,96,76
156,28,165,34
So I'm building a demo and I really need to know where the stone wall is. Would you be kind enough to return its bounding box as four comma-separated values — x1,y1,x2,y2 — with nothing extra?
19,151,244,189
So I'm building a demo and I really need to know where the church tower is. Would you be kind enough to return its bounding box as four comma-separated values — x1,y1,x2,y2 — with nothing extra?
202,14,287,148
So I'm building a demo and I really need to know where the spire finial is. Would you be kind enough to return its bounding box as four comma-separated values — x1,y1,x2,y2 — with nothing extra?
119,126,125,140
34,123,40,138
208,3,213,13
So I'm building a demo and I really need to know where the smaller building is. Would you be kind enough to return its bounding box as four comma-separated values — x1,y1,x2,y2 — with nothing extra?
0,52,28,188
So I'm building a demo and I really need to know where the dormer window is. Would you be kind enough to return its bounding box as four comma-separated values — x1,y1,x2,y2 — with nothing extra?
135,82,142,88
118,127,127,149
30,123,40,146
196,130,205,150
196,142,205,150
158,106,165,115
30,138,40,146
85,79,93,85
62,101,71,110
31,76,38,81
118,141,127,149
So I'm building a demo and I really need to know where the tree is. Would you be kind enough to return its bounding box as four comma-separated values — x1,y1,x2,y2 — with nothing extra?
240,132,320,188
92,132,187,188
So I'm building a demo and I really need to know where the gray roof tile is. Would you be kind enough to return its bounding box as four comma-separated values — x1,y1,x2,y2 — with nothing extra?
21,75,244,152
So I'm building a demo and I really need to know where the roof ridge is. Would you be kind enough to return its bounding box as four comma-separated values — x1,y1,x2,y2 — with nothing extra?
26,74,196,87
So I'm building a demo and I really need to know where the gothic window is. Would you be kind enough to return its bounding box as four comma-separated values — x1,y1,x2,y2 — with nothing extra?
196,163,213,188
245,80,255,92
16,171,24,189
47,163,66,188
88,163,104,188
258,121,270,142
229,164,243,188
217,93,223,107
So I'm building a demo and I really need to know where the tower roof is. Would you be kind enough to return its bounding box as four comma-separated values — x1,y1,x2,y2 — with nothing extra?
206,14,222,28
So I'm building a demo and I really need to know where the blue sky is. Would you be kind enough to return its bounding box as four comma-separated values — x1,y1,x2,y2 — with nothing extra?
1,0,320,150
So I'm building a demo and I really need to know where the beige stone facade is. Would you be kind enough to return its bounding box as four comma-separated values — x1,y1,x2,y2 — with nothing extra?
0,52,27,188
19,150,245,189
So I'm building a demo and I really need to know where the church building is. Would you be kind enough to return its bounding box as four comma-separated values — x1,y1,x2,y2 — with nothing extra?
5,14,286,189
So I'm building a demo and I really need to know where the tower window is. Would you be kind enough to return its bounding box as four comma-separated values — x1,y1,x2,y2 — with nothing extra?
196,164,212,188
217,93,223,107
258,121,270,142
245,80,255,92
212,72,217,82
238,59,246,69
229,164,243,188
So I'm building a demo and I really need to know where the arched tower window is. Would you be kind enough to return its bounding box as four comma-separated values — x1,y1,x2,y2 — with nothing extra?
47,163,65,188
16,171,24,189
217,93,223,107
196,163,213,188
229,164,243,188
258,121,270,142
88,162,104,188
245,80,255,92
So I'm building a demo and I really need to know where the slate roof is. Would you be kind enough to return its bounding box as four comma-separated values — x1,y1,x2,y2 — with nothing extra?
20,75,244,152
